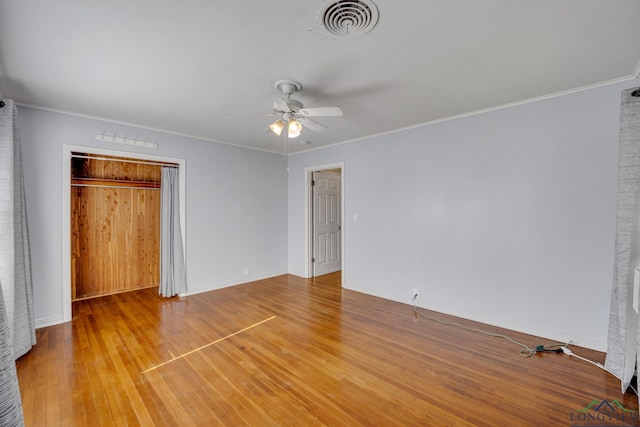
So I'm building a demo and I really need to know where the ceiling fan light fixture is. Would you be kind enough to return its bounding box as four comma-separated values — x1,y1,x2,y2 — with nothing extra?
269,119,285,136
288,119,302,138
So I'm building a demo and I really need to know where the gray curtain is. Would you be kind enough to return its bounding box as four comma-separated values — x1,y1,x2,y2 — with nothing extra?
0,99,30,426
0,100,35,359
0,280,24,426
159,167,186,297
605,88,640,398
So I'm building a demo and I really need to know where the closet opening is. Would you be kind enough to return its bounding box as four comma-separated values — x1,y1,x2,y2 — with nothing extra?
60,144,186,324
70,152,178,301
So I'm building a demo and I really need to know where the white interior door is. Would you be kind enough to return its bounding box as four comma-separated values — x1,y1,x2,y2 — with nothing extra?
313,171,341,276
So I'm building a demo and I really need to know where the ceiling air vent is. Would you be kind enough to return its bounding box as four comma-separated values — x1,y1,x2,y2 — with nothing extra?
318,0,379,38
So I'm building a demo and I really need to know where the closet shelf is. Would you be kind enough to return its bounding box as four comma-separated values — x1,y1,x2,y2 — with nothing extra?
71,178,161,189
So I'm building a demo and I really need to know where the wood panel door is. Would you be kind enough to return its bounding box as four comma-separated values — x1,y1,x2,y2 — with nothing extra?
70,154,162,300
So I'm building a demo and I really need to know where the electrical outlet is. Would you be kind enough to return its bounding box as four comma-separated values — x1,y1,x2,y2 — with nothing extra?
413,288,419,299
243,267,249,276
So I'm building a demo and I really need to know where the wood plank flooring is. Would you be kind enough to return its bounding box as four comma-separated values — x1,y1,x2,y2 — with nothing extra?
16,273,639,426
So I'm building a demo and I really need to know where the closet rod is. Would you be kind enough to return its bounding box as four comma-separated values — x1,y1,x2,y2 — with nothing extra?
71,154,179,168
71,183,161,191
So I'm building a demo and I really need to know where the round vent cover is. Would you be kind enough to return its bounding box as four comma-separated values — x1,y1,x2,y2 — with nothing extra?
318,0,379,38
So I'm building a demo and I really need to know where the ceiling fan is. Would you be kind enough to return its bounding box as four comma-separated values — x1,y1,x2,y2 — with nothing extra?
267,80,343,139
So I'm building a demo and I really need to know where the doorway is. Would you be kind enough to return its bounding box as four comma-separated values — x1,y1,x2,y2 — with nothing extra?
307,164,344,280
62,145,186,323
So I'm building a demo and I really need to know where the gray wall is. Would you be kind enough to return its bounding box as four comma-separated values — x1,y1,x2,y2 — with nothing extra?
18,107,288,325
288,80,639,351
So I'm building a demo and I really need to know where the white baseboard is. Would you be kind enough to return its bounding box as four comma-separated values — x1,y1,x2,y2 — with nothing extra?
35,315,66,329
184,270,288,296
416,300,607,352
34,271,288,329
345,286,607,353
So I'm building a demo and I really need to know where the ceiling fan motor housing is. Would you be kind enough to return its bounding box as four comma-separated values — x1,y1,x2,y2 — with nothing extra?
274,98,303,113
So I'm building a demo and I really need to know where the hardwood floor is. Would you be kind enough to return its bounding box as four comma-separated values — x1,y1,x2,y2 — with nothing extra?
16,273,639,426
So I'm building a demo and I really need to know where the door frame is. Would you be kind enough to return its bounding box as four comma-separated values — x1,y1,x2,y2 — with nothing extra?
305,162,344,280
61,144,186,322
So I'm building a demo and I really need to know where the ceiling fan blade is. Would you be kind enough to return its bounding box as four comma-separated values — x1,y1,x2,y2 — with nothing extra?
272,96,291,113
228,112,278,121
297,106,343,117
298,117,328,133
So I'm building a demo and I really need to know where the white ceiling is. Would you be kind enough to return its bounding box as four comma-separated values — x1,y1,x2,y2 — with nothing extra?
1,1,639,154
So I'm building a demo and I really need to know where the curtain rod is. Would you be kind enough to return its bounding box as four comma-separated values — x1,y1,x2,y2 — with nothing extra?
0,101,5,108
71,154,179,168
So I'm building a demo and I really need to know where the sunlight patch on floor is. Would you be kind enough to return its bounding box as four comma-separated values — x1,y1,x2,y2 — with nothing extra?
141,315,277,373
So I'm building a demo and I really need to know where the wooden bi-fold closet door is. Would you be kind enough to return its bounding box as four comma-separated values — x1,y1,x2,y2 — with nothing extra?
70,153,162,300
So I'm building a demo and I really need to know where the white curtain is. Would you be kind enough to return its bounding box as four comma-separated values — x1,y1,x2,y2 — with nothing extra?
159,166,186,297
0,100,35,359
605,88,640,401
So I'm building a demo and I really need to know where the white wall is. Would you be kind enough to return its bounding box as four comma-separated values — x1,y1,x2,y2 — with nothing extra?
18,107,288,326
18,77,638,350
288,80,640,351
